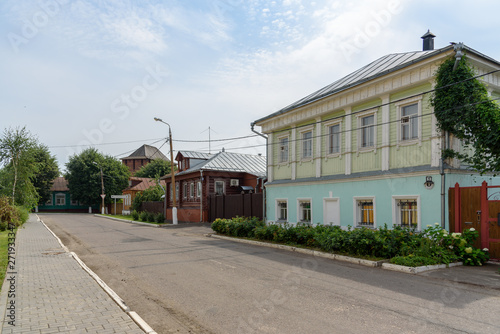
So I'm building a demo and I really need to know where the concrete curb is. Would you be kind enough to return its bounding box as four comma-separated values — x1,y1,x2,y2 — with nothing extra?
208,233,463,273
94,214,167,228
37,215,157,334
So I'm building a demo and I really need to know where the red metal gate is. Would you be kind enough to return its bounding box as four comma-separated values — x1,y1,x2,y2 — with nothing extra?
451,181,500,259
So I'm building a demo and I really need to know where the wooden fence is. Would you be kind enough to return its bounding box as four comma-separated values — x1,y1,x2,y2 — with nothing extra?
208,193,263,222
141,201,164,214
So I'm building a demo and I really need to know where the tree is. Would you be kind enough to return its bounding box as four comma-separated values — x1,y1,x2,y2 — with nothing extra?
31,144,60,204
0,126,38,206
431,55,500,174
131,184,164,211
134,159,172,178
65,148,130,206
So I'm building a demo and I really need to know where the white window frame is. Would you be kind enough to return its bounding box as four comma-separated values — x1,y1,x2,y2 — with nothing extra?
175,182,179,201
197,181,202,198
183,183,188,199
276,199,288,222
300,127,314,161
190,183,195,198
396,96,422,146
278,135,290,164
392,195,421,230
353,196,376,228
357,109,377,151
215,180,225,195
46,196,53,206
324,120,342,157
297,198,312,223
55,193,66,206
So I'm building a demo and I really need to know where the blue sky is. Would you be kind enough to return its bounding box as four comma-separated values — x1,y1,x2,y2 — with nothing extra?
1,0,500,171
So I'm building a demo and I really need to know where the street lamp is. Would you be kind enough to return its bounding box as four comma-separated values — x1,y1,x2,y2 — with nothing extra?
93,161,105,215
154,117,178,225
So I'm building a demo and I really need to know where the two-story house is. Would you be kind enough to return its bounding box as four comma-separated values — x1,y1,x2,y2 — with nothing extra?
252,32,500,230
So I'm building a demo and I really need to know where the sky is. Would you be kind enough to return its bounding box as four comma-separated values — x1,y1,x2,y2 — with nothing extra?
1,0,500,172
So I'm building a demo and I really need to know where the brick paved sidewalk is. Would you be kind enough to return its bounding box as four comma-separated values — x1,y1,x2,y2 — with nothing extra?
0,215,146,334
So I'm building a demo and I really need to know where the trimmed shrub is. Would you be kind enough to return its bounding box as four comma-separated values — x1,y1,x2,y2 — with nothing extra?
139,211,148,222
146,211,156,223
131,210,139,221
155,212,165,224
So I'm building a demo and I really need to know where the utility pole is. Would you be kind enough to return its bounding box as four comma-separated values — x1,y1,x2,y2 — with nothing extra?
100,166,105,215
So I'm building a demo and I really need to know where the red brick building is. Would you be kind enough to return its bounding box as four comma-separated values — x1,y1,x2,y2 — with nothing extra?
121,144,169,174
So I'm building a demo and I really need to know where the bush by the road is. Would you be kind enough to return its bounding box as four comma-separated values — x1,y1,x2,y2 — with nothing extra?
211,218,489,266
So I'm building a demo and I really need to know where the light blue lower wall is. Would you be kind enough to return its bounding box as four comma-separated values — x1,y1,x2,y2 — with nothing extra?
266,173,500,231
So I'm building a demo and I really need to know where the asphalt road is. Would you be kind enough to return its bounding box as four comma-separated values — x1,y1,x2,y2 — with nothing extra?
41,214,500,334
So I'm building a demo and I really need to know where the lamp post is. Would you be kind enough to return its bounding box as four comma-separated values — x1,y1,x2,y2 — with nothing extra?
154,117,178,225
93,161,105,215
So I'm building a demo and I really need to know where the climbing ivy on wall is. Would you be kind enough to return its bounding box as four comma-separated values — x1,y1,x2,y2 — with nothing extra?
431,55,500,174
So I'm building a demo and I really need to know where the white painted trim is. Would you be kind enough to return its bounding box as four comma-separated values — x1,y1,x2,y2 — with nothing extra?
298,125,315,162
395,96,423,146
353,196,376,228
275,198,288,222
381,95,390,171
356,108,378,152
297,198,312,223
276,133,290,165
323,197,340,226
391,195,421,231
291,127,296,180
344,108,352,175
316,118,322,177
268,133,274,182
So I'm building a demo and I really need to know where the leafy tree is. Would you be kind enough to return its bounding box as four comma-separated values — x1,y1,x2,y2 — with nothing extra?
431,55,500,174
65,148,130,206
31,144,60,204
0,126,38,207
134,159,172,178
131,184,164,211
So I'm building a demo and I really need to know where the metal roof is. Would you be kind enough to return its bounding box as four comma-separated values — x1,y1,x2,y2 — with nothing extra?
254,45,455,125
122,144,169,161
176,151,266,178
176,150,213,160
254,44,500,126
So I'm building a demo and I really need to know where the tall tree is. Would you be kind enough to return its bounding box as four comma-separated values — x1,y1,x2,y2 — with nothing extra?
431,55,500,174
0,126,38,206
31,144,60,204
134,159,172,178
65,148,130,206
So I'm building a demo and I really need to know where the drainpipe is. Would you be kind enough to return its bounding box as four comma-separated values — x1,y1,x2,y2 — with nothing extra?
251,122,268,222
200,170,204,222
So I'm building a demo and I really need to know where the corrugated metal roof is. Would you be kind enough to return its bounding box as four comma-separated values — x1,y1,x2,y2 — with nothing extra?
122,144,168,160
254,45,457,125
176,151,266,178
176,151,213,160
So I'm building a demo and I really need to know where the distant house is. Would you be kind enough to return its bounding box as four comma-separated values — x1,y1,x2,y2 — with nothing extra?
121,144,169,174
122,177,165,212
161,150,266,223
37,177,98,213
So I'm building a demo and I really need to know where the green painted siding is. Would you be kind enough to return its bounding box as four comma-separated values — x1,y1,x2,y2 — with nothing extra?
274,164,292,180
389,141,431,168
321,156,344,175
38,191,97,211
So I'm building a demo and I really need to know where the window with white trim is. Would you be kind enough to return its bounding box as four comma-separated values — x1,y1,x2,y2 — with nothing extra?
327,123,341,155
46,196,53,206
401,103,418,141
276,200,288,221
197,181,202,198
359,114,375,148
215,181,225,195
183,183,188,199
298,199,312,223
393,196,420,229
301,130,313,159
176,182,179,201
279,136,289,163
55,193,65,206
354,197,375,227
190,183,195,198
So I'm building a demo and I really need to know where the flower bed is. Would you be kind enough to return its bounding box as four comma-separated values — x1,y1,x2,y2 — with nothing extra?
211,218,489,266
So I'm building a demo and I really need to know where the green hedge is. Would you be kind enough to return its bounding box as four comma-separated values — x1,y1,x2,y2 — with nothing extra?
211,218,489,266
